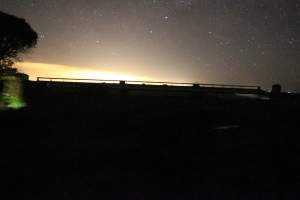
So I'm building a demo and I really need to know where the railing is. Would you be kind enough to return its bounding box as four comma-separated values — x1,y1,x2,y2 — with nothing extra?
36,77,261,90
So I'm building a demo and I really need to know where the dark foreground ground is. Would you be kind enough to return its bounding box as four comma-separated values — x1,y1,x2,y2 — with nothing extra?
1,81,300,199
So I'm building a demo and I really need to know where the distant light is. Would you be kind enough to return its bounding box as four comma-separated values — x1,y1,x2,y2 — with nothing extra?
16,62,150,82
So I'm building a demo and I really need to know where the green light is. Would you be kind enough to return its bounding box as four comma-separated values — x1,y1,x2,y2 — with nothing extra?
0,95,26,110
0,75,27,110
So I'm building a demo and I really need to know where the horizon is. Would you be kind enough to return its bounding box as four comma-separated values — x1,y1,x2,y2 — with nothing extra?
14,62,293,92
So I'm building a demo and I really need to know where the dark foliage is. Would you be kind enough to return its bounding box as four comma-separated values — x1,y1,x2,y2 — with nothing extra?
0,11,38,72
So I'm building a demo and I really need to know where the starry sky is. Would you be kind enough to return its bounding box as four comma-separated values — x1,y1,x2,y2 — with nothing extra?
1,0,300,91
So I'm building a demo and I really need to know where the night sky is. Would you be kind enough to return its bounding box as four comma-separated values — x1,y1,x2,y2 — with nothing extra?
1,0,300,91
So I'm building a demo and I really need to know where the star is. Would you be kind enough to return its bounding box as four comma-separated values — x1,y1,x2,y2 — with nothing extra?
39,33,46,41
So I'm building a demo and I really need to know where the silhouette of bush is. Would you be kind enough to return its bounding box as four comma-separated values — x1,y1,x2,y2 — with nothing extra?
0,11,38,73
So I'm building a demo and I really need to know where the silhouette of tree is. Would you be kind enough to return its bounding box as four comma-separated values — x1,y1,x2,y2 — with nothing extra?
0,11,38,74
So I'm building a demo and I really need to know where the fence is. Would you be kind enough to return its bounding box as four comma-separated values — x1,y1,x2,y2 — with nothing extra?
36,77,261,90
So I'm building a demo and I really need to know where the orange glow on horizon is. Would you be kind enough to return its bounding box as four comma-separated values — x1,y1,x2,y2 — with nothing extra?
16,62,152,81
